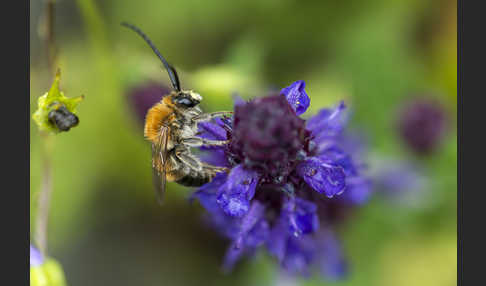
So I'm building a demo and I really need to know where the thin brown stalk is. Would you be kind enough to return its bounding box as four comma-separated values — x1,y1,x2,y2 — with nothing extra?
34,133,53,257
35,0,57,258
45,0,56,75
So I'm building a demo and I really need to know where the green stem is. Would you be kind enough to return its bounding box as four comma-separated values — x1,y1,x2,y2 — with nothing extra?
35,133,54,257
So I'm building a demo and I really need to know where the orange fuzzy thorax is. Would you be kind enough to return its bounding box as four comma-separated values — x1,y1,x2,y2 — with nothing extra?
144,96,174,144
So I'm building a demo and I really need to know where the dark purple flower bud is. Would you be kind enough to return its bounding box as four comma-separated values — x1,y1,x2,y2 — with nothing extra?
297,158,346,198
397,98,448,155
231,95,307,180
30,244,44,267
280,80,310,116
126,81,171,124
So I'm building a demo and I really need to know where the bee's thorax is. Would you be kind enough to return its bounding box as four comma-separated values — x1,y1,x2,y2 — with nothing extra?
144,100,174,144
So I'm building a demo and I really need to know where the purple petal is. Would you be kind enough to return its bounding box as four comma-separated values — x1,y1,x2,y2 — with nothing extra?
318,230,348,280
200,149,230,167
281,236,316,277
267,218,288,262
280,80,310,116
294,198,319,234
234,201,266,248
222,202,269,271
191,173,228,214
223,242,245,272
318,146,358,176
30,244,43,267
217,165,259,217
217,192,251,217
245,219,270,247
198,119,228,141
306,101,347,144
338,177,373,205
297,158,346,198
283,197,319,237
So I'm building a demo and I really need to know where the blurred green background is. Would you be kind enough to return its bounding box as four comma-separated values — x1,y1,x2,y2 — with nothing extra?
30,0,457,285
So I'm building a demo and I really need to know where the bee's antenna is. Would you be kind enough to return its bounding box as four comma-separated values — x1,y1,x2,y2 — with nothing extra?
121,22,181,91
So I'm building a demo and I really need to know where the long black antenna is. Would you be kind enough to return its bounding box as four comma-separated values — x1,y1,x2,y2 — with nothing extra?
121,22,181,91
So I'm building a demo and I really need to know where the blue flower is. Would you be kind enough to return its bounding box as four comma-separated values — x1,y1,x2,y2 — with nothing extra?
192,81,372,278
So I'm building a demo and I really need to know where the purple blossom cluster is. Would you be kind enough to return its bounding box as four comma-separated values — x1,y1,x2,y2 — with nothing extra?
191,81,373,278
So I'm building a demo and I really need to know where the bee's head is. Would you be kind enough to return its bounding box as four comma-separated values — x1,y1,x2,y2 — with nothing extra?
172,90,202,109
121,23,202,110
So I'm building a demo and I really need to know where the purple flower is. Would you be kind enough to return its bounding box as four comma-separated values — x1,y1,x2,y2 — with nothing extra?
397,98,448,155
280,80,310,116
30,244,44,267
192,81,372,278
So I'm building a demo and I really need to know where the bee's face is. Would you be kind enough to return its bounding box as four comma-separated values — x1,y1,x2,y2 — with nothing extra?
172,90,202,109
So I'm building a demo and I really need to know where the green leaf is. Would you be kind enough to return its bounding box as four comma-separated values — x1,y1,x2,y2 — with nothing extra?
32,69,84,133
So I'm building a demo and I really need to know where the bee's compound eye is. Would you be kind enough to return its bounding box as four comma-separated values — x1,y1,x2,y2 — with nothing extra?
178,98,192,106
175,96,198,108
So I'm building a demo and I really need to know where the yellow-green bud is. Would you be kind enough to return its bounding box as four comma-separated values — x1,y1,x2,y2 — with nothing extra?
32,69,84,133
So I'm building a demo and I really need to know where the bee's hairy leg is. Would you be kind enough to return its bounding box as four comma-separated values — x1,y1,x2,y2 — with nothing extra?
192,111,233,123
203,163,229,173
174,148,203,171
181,137,230,147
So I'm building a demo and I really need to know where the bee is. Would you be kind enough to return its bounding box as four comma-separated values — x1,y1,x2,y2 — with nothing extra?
122,22,232,204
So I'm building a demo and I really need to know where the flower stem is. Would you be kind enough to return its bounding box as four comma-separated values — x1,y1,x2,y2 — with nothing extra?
35,0,57,257
45,0,56,75
35,133,54,257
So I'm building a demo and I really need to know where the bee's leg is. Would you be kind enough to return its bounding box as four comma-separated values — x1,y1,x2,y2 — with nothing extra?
181,137,230,147
173,147,203,172
202,163,229,173
192,111,233,123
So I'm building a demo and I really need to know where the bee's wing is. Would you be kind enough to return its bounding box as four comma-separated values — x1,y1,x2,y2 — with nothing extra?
152,125,169,205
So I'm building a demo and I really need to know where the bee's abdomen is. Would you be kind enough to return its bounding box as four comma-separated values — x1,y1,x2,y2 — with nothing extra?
175,165,220,187
175,174,211,187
